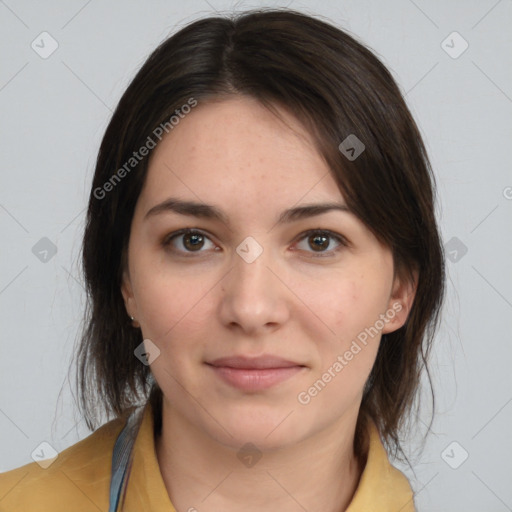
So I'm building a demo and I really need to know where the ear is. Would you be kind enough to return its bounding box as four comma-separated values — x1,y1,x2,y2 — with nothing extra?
382,268,418,334
121,268,138,322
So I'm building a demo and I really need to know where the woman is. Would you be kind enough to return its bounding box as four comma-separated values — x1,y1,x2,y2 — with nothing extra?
0,8,445,511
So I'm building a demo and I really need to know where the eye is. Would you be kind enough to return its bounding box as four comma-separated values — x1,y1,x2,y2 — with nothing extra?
162,228,348,258
162,228,217,256
293,229,348,257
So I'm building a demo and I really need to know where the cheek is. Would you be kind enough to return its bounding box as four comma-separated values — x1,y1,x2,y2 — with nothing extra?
139,279,214,346
299,278,386,410
294,269,389,341
134,271,215,394
334,281,389,337
130,247,216,345
297,271,390,388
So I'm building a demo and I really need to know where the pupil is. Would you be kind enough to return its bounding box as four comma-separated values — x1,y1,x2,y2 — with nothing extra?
185,233,203,250
311,234,328,251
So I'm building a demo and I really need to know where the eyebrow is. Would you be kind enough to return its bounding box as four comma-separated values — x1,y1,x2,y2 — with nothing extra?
144,197,352,226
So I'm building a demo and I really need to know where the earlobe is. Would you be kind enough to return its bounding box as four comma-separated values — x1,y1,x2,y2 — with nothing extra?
382,269,418,334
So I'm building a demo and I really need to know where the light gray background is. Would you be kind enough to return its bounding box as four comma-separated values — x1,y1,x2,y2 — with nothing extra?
1,0,511,510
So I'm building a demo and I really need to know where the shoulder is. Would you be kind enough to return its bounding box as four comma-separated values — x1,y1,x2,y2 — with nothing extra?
0,415,126,511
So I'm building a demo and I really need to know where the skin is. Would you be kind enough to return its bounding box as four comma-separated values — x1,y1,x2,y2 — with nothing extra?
121,96,416,512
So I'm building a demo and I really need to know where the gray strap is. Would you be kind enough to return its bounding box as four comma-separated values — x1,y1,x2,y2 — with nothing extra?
108,406,144,512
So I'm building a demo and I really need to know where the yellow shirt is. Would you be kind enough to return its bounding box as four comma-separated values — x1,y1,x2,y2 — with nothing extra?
0,402,415,511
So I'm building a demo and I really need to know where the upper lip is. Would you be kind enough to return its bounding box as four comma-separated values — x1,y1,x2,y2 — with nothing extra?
207,355,305,369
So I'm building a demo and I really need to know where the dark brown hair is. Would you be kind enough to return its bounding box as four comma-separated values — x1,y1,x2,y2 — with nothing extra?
74,8,445,464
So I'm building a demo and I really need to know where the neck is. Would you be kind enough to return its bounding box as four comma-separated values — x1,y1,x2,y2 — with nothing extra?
155,399,367,512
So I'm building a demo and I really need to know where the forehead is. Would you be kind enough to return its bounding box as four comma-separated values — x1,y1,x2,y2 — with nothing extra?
137,96,344,216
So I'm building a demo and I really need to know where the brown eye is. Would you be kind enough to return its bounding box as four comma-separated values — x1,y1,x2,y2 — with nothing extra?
295,229,347,257
162,229,216,256
308,233,330,251
182,232,205,251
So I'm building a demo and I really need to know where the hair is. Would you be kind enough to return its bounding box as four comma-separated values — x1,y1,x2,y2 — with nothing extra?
74,7,445,465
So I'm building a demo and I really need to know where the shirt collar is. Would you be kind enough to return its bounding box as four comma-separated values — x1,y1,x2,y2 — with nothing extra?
346,420,415,511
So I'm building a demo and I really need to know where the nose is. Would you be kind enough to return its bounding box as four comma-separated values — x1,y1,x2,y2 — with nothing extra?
218,244,290,336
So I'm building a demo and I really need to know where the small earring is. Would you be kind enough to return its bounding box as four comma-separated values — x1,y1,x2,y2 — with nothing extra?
130,315,135,321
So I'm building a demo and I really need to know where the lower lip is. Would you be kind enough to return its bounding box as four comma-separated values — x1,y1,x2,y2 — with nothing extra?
207,364,304,391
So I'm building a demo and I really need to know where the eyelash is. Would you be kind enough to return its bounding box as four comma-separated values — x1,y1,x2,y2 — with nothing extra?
161,228,348,259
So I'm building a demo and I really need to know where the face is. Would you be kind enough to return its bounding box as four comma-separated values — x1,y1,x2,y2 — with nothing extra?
121,96,415,451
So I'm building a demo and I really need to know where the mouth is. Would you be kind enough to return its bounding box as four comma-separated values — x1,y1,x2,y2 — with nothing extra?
205,355,307,391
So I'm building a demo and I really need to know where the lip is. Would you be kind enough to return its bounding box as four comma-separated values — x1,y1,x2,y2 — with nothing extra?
206,355,306,391
208,355,304,369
